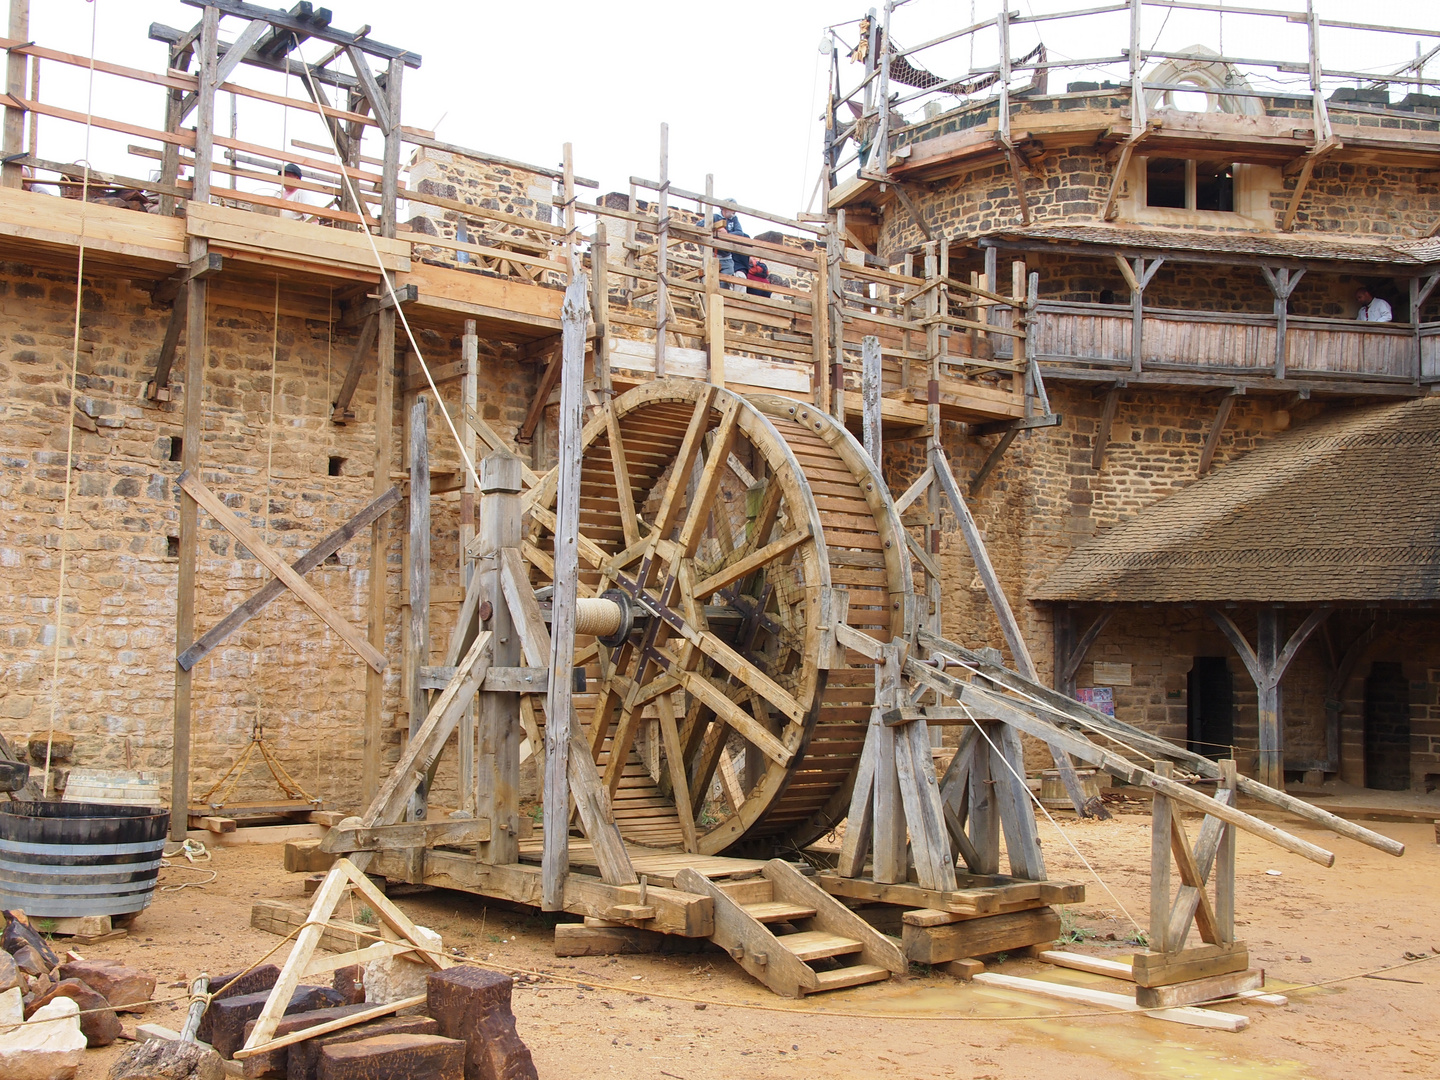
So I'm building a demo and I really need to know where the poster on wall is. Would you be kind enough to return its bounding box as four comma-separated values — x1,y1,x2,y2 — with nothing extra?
1077,686,1115,717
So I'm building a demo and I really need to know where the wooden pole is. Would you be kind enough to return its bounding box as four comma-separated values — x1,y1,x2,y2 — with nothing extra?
830,213,846,421
405,396,431,820
861,334,882,465
813,227,832,412
169,4,217,843
1149,760,1173,952
655,123,669,377
1215,759,1237,941
2,0,29,188
704,173,725,387
1255,606,1282,791
458,321,478,813
871,643,907,883
477,452,522,866
363,55,405,803
592,223,612,397
1129,0,1147,134
543,272,590,910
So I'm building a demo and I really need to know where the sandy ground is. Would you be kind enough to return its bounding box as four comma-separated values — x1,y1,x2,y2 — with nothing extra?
65,800,1439,1080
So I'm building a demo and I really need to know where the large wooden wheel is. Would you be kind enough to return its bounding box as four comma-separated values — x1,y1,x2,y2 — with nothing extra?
524,380,911,856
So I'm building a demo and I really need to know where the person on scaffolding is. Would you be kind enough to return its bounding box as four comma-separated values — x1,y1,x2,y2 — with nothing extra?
277,163,329,223
745,255,772,298
704,201,749,292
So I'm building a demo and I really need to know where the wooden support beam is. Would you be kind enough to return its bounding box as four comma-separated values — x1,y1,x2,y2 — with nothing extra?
1260,267,1305,379
517,339,563,443
969,427,1018,496
871,643,908,884
861,334,882,465
1281,137,1338,232
179,486,401,670
340,282,417,328
476,453,522,865
1091,384,1121,472
153,252,224,307
1055,608,1113,697
1197,387,1243,476
210,17,268,89
405,396,431,818
913,627,1403,857
893,183,933,241
1,0,27,190
178,471,386,672
1209,605,1331,791
168,3,218,844
146,297,187,403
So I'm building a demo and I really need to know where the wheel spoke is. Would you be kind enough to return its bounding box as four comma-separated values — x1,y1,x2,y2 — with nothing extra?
605,407,641,548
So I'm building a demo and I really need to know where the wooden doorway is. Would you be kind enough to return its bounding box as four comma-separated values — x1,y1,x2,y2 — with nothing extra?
1188,656,1234,760
1363,661,1411,790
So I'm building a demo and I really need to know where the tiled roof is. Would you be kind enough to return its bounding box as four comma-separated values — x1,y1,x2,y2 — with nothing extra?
982,223,1440,265
1033,397,1440,603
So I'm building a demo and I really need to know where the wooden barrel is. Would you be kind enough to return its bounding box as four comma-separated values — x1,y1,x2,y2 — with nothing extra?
0,801,170,917
1039,769,1102,809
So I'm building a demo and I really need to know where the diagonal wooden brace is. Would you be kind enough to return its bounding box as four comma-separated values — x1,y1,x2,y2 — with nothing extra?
178,485,401,670
176,470,386,671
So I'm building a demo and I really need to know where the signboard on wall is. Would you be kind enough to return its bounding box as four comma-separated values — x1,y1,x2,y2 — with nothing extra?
1077,686,1115,717
1093,662,1133,686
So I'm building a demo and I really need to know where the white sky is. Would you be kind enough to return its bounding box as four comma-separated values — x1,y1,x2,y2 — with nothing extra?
23,0,1440,225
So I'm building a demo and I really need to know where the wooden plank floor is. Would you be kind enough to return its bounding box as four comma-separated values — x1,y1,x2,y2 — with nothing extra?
516,838,767,889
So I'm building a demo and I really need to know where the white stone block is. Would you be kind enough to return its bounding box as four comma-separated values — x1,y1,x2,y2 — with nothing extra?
0,996,87,1080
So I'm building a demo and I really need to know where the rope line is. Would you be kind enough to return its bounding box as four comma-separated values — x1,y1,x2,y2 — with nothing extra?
287,38,481,492
41,0,101,798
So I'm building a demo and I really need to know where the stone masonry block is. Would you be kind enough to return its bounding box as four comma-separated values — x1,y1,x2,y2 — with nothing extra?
239,1004,374,1079
196,965,280,1044
209,986,348,1060
425,966,537,1080
317,1033,465,1080
286,1015,439,1080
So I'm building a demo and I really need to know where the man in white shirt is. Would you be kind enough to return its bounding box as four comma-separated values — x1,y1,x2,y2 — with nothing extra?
276,163,328,223
1355,286,1392,322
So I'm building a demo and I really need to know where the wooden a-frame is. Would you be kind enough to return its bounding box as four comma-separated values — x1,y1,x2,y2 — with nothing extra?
236,856,453,1059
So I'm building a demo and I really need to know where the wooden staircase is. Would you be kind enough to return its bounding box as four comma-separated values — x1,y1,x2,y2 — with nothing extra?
675,859,906,998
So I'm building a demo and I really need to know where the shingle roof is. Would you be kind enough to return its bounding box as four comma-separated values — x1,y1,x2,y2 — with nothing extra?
982,223,1440,265
1033,397,1440,604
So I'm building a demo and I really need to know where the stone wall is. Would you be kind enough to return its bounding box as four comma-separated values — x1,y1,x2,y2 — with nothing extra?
0,258,537,810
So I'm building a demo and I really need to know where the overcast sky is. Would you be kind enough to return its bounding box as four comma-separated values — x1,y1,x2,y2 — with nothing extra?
24,0,1440,223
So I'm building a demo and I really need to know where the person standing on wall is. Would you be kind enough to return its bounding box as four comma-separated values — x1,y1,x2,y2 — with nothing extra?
1355,285,1393,322
705,201,749,292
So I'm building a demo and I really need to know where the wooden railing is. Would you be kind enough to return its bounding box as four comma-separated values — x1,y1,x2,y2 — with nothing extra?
998,301,1426,384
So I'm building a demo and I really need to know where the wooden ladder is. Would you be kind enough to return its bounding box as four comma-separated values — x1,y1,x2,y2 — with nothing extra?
675,859,905,998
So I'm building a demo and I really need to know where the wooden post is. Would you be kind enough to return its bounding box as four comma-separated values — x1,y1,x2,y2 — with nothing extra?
1261,267,1304,380
591,223,612,397
477,453,523,866
1128,0,1147,134
543,272,590,909
871,643,907,884
405,396,431,820
967,724,1001,875
1305,1,1332,146
460,322,478,572
873,0,894,175
1128,258,1145,375
1215,759,1237,942
1255,607,1281,792
828,214,845,420
1149,759,1173,953
364,53,404,802
2,0,28,189
703,176,725,387
168,5,217,843
812,228,832,412
655,123,669,377
861,334,882,465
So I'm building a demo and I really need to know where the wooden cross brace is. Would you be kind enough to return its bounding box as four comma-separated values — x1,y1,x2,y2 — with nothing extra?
1149,760,1238,953
176,471,386,672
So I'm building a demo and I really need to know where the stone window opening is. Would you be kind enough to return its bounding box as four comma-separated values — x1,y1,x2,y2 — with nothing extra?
165,536,179,560
328,455,346,477
1144,157,1235,212
168,435,183,462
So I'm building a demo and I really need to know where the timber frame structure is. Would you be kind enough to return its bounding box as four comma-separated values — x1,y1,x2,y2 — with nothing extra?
0,0,1416,1004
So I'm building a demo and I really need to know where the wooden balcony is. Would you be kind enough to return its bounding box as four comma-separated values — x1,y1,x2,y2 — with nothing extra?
993,302,1433,395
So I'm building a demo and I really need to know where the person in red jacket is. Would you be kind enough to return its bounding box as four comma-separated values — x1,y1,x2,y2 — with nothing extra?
745,255,772,298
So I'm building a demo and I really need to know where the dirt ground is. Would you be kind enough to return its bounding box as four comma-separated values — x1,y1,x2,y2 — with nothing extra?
67,802,1439,1080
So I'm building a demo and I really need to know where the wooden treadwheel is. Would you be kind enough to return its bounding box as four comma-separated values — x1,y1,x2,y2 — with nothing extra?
524,380,912,857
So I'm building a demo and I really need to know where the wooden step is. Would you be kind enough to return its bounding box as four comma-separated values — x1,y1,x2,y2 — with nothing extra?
742,900,817,924
779,930,863,962
811,964,891,992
